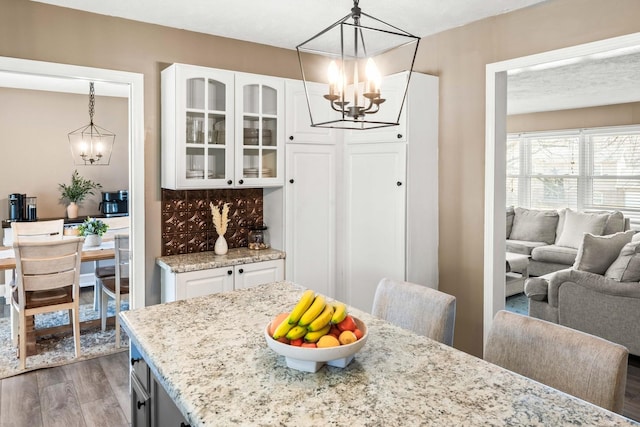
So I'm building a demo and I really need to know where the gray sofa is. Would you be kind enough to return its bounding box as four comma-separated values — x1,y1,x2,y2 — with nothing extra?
525,231,640,356
506,207,630,276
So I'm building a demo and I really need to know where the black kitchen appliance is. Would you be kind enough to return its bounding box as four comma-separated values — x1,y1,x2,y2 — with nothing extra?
8,193,25,221
100,190,128,217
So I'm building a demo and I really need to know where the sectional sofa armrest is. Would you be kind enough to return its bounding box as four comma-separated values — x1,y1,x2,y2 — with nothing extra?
524,277,549,301
546,269,640,307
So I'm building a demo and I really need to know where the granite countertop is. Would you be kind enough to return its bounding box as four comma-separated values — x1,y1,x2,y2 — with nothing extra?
155,247,286,273
120,282,638,427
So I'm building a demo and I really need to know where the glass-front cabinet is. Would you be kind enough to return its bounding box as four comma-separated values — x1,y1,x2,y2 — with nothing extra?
235,73,284,187
162,64,284,189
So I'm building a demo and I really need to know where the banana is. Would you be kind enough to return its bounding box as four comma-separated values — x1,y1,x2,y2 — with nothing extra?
307,304,334,332
304,324,331,343
272,317,295,340
288,289,316,325
298,294,326,327
330,301,348,324
285,325,307,340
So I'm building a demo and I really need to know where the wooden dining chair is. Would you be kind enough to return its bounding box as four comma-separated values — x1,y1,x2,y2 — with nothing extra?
11,219,64,242
372,277,456,346
484,310,628,414
11,237,84,369
93,216,130,309
98,234,129,348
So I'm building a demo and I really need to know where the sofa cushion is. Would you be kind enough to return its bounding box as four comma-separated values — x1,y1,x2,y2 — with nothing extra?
506,239,547,256
554,208,568,244
573,230,636,275
556,210,609,249
605,241,640,282
510,208,559,245
531,245,578,266
524,277,549,301
604,211,626,235
506,206,515,239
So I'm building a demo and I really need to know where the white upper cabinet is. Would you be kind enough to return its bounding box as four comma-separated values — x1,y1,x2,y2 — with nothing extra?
285,80,337,144
161,65,285,189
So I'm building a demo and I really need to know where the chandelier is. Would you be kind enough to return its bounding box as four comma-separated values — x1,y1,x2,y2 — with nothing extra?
297,0,420,130
68,82,115,165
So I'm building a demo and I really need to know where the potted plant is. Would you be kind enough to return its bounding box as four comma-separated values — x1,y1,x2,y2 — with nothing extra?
58,170,102,218
78,217,109,247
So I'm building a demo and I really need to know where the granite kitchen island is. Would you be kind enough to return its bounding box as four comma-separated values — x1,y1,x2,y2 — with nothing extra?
120,281,638,426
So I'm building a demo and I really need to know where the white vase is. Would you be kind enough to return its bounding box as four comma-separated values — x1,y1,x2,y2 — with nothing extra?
214,235,228,255
85,234,102,247
67,202,79,219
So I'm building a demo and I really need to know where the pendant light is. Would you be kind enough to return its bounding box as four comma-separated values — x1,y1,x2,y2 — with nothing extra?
297,0,420,130
68,82,115,165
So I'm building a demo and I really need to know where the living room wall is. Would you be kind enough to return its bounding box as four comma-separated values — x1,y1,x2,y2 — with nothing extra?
3,0,640,356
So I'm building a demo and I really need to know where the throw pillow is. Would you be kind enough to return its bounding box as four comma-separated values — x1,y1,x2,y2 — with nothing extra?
506,206,515,239
509,208,559,244
573,230,636,275
588,210,626,235
605,240,640,282
554,208,568,244
556,210,609,249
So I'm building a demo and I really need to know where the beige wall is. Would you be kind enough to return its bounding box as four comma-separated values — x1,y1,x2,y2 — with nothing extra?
507,102,640,133
3,0,640,356
0,88,128,223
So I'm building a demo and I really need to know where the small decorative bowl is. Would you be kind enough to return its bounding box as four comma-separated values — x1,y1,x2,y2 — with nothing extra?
264,317,368,373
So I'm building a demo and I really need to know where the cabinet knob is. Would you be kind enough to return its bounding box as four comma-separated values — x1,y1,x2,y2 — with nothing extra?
180,423,191,427
397,181,403,186
239,179,244,185
289,136,294,141
227,270,232,275
130,357,141,366
289,179,294,184
238,268,244,274
397,134,403,139
137,401,146,410
227,180,232,185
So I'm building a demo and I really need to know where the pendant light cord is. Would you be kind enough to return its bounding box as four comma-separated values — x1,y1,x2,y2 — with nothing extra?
88,82,95,125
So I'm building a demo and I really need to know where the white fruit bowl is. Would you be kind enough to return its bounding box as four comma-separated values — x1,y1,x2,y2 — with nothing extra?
264,317,368,373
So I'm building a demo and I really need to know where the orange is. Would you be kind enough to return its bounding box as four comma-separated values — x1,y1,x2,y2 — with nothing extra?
317,335,340,348
338,330,357,345
269,312,289,336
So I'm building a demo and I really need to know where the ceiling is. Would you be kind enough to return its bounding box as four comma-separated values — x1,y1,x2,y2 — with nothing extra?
22,0,640,114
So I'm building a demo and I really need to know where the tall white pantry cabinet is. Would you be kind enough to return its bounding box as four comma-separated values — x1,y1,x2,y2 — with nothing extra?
285,72,439,313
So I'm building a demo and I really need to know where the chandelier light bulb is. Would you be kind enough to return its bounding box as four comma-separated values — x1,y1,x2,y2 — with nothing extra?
365,58,381,93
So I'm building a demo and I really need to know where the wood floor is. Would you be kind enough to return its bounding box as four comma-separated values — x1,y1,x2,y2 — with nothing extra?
0,351,130,427
0,352,637,426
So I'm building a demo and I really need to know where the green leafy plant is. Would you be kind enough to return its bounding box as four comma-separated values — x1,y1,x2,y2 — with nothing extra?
77,217,109,237
58,170,102,204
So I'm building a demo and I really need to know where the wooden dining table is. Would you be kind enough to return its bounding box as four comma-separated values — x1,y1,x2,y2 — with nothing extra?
0,242,116,356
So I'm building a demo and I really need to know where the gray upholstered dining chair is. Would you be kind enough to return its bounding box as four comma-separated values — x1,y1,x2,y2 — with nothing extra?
484,310,628,414
371,277,456,346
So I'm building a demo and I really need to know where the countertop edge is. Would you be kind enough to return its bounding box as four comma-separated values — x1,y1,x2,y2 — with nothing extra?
155,248,286,273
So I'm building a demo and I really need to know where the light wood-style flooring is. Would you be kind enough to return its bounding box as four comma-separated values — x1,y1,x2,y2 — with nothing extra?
0,351,130,427
0,352,638,426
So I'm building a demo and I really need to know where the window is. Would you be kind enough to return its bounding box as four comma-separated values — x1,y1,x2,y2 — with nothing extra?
507,126,640,226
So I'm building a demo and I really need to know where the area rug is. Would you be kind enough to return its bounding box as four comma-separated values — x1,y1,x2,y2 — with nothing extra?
0,301,129,379
506,292,528,316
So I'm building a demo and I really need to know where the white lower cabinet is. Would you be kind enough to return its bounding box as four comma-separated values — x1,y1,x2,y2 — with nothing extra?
160,259,284,303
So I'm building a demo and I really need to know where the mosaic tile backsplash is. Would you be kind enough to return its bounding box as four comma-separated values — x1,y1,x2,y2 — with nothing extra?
161,188,263,256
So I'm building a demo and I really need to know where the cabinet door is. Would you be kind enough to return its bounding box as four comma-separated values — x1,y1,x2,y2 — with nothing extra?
345,73,408,143
285,144,336,298
177,267,234,300
162,64,235,189
234,259,284,290
343,143,406,312
285,80,337,144
235,73,285,187
131,373,150,427
151,377,189,427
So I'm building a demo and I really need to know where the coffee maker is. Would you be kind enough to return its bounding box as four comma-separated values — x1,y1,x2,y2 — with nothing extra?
9,193,25,221
100,190,128,217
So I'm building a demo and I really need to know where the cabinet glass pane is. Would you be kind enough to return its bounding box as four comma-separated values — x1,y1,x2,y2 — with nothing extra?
208,114,226,145
243,116,260,146
208,147,226,179
186,147,205,179
243,84,260,114
243,148,260,178
262,149,277,178
186,112,205,144
262,86,277,115
262,118,277,147
187,78,205,110
208,79,226,111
